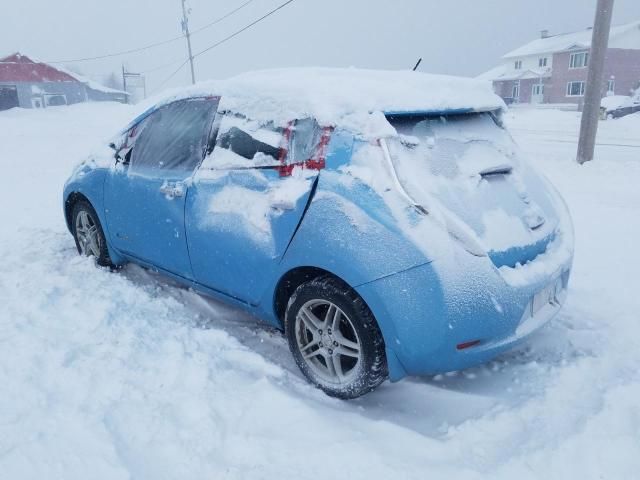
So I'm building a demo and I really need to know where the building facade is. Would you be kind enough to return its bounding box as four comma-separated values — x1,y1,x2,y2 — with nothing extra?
0,53,127,111
480,21,640,105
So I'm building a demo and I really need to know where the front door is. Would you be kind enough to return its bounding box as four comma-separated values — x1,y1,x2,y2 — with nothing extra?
511,82,520,103
104,97,218,278
185,114,328,304
531,83,544,104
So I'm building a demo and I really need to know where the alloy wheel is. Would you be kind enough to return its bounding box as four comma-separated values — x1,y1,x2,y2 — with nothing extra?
295,299,362,385
75,210,101,257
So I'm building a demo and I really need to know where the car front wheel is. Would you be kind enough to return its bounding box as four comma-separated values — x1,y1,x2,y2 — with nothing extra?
285,276,387,399
71,201,113,267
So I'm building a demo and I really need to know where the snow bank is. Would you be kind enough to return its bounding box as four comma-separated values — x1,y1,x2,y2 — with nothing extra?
2,102,640,479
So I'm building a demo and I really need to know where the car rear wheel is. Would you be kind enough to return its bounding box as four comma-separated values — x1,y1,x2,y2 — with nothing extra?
285,276,387,399
72,201,113,267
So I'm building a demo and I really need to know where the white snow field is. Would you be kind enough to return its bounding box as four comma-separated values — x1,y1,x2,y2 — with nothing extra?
0,103,639,479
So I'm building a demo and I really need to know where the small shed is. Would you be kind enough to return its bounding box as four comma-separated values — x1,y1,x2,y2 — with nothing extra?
0,52,128,111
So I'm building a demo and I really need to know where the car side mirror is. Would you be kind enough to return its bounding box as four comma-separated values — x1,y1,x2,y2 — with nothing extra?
110,142,131,165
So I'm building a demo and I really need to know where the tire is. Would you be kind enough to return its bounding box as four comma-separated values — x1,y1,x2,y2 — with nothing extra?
285,276,387,399
71,200,114,268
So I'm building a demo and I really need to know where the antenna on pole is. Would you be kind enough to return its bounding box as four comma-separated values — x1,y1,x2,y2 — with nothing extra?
412,58,422,71
181,0,196,85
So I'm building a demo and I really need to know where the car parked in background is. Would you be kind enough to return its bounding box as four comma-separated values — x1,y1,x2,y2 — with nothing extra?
63,68,574,398
601,91,640,119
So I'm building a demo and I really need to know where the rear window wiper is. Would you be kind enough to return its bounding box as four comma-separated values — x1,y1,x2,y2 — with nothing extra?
479,164,513,178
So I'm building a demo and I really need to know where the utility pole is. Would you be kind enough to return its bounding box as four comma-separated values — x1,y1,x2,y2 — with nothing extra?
181,0,196,85
576,0,615,164
122,64,128,104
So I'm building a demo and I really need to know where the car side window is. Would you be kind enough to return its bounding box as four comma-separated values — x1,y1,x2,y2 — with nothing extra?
129,98,217,175
201,114,284,169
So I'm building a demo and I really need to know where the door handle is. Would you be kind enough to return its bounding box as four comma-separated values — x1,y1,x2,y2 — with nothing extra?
270,200,295,211
159,181,185,198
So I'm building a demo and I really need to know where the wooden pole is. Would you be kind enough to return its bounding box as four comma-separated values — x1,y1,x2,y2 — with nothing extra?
576,0,615,164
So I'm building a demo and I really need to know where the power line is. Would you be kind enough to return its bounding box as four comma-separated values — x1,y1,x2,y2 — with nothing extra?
45,0,257,64
193,0,295,59
151,0,297,93
153,59,192,92
47,35,185,64
140,58,186,74
190,0,256,36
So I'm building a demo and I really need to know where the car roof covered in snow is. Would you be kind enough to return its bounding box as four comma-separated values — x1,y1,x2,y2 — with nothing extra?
129,68,505,136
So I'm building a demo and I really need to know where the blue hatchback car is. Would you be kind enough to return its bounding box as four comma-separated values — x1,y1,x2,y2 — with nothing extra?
64,69,573,398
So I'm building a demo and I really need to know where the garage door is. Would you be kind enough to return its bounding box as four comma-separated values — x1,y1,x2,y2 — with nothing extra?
0,85,19,111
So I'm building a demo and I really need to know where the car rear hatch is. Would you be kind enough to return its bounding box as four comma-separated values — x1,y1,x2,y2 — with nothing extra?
384,111,558,268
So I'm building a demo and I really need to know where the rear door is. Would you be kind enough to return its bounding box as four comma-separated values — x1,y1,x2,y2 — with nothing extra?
104,97,218,278
185,114,329,304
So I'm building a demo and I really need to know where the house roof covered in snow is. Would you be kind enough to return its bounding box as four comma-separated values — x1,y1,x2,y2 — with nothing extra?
502,20,640,58
0,52,128,95
477,66,551,82
136,67,505,132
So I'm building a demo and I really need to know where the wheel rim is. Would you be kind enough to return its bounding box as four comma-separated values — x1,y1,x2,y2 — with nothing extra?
75,210,100,257
295,299,362,385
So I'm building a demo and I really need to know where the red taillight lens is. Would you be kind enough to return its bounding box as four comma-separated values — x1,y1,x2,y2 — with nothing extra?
278,126,332,177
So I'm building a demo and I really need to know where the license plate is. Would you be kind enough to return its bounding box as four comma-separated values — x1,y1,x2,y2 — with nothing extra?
531,282,555,316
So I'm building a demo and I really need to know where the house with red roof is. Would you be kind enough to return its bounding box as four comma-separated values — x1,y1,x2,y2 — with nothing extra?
0,53,127,111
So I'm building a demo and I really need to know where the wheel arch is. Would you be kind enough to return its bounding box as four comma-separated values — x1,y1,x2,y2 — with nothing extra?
273,266,346,327
64,191,92,232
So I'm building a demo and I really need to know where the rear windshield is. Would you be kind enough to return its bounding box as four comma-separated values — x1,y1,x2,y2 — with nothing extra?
386,112,516,181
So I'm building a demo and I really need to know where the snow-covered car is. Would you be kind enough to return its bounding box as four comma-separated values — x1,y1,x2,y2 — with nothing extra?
63,68,574,398
600,94,640,119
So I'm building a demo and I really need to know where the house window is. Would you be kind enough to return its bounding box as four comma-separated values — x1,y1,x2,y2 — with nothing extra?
607,79,615,94
566,81,586,97
532,84,544,96
538,57,548,67
514,60,522,70
569,52,589,68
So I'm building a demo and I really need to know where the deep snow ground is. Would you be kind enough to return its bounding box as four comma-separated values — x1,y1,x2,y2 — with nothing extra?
0,103,639,479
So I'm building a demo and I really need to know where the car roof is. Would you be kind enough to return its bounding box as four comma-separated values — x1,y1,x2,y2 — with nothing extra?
126,68,505,137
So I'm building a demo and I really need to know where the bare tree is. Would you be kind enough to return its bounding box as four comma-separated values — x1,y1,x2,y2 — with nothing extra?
104,72,123,91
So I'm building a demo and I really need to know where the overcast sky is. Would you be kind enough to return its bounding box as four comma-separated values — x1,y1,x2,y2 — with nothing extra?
3,0,640,96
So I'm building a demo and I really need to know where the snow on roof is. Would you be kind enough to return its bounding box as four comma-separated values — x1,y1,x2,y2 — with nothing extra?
477,66,551,82
138,67,505,134
0,52,127,95
502,21,640,58
53,64,129,95
0,53,77,83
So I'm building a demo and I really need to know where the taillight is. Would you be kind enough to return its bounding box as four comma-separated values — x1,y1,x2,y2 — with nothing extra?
278,126,332,177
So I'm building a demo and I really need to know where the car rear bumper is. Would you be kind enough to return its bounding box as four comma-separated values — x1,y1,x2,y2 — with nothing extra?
355,233,573,381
